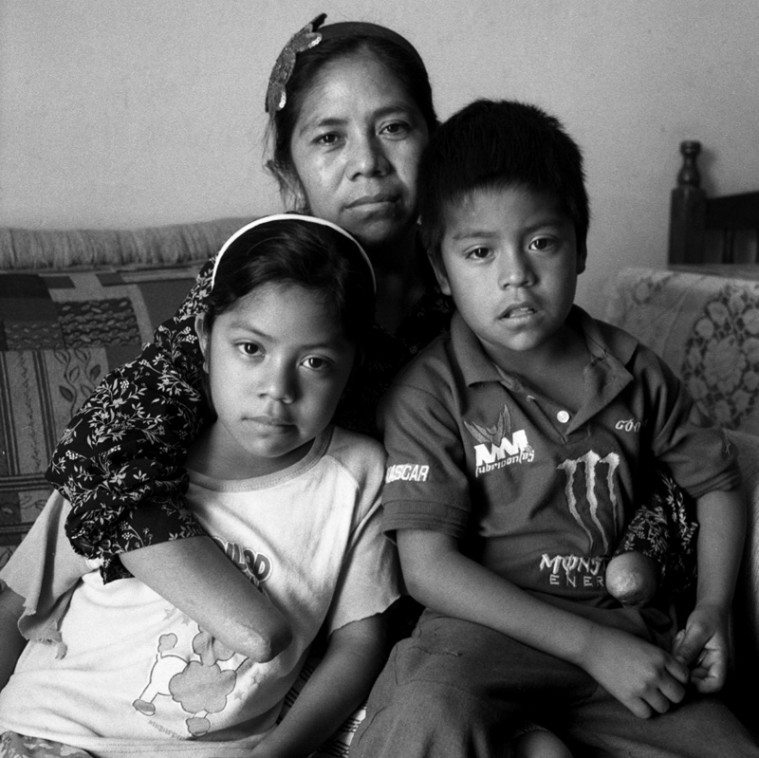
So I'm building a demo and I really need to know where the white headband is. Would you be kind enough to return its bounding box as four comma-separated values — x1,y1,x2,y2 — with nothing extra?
210,213,376,292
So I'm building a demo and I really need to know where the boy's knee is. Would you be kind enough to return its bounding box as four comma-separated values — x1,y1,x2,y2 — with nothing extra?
508,728,574,758
355,682,490,757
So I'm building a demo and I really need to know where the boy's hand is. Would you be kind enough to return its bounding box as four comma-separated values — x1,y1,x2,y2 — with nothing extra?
672,603,729,693
582,624,689,719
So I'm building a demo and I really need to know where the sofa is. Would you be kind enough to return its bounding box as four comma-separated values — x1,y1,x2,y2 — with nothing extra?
1,225,757,745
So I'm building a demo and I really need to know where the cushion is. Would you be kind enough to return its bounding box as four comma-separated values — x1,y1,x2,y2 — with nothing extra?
605,267,759,435
0,265,202,350
0,264,203,567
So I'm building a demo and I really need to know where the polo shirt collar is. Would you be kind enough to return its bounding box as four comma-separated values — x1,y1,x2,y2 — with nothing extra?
450,311,503,386
579,306,637,366
449,305,639,389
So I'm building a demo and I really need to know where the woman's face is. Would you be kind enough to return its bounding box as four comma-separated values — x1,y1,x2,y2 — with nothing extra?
288,52,429,250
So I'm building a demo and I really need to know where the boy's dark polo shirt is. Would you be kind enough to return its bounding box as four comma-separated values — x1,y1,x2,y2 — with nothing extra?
379,307,739,609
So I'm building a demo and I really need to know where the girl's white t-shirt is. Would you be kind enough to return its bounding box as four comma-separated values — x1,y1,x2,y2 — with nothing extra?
0,427,399,757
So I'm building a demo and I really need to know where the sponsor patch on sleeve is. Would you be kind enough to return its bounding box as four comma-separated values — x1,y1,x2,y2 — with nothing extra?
385,463,430,484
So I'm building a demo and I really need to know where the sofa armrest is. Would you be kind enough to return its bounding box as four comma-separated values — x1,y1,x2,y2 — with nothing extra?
725,429,759,673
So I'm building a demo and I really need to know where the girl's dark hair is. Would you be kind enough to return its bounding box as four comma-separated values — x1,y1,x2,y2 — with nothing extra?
419,99,590,265
205,218,375,345
267,32,438,206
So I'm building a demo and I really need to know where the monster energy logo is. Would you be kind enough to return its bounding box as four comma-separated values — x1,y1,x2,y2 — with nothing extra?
538,553,607,591
557,450,622,553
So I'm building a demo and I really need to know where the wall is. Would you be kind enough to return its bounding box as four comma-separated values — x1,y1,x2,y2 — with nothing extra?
1,0,758,313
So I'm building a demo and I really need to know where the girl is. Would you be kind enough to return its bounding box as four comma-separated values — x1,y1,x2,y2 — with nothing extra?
0,215,398,758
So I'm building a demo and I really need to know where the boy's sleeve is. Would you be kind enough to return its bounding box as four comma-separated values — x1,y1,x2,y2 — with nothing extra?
379,378,472,538
1,491,95,651
44,261,216,583
325,442,400,634
643,349,741,497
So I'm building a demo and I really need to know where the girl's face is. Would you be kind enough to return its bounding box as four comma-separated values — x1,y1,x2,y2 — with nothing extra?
196,282,355,479
288,52,429,250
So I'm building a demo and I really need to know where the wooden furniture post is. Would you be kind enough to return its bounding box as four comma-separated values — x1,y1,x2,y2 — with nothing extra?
668,140,706,265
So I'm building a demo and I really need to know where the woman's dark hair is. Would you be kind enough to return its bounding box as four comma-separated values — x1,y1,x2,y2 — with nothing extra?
266,31,438,206
205,218,375,345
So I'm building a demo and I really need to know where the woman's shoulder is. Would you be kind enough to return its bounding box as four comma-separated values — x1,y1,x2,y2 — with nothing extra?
387,328,457,398
396,288,454,358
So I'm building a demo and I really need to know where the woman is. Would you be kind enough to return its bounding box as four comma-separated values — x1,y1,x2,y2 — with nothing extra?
45,11,447,660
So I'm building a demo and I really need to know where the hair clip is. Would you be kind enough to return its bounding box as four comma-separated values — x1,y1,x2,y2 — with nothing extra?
265,13,327,114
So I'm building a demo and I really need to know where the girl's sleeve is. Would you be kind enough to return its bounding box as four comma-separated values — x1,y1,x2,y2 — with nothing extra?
324,436,401,635
1,490,94,653
44,260,215,583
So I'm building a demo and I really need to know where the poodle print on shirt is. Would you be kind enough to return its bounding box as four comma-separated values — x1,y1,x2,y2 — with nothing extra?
133,626,253,737
132,538,272,737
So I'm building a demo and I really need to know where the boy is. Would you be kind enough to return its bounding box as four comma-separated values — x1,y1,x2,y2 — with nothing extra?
351,100,757,757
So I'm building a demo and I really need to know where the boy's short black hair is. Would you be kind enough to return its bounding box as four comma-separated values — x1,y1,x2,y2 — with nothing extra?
418,99,590,264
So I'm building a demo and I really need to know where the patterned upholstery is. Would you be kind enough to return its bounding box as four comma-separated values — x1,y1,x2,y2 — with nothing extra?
0,263,204,569
604,266,759,435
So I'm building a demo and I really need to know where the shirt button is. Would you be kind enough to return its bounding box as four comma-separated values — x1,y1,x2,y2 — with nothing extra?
557,410,570,423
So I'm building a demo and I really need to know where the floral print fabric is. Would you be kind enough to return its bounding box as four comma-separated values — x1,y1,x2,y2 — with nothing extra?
614,468,699,598
46,261,215,581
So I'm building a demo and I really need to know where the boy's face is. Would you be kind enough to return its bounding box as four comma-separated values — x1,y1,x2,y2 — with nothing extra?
432,185,585,367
